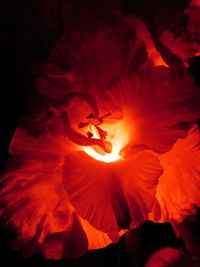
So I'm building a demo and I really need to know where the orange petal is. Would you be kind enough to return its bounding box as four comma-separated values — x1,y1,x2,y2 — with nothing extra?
80,218,114,250
0,128,125,258
154,125,200,222
106,67,199,153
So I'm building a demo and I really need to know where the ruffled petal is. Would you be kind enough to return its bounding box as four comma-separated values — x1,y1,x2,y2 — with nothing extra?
80,218,114,250
106,67,200,153
160,30,200,67
133,16,168,67
0,128,122,258
153,125,200,222
0,150,89,259
62,150,163,233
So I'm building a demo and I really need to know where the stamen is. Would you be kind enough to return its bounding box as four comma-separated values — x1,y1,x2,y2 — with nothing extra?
61,111,112,153
79,112,112,129
94,125,108,140
86,113,95,119
98,112,111,120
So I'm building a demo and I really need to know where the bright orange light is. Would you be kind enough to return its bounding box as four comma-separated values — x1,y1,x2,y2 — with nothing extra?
82,120,130,163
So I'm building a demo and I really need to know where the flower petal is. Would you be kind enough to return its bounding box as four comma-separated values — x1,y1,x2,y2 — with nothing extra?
8,127,76,156
0,128,122,258
107,67,200,153
144,247,181,267
80,218,114,250
160,30,200,67
0,150,89,259
62,150,163,232
153,125,200,222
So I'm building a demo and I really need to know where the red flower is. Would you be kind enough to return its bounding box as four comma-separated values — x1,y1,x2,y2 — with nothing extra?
0,2,200,260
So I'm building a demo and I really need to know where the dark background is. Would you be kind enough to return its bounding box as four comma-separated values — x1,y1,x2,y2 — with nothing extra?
0,1,199,266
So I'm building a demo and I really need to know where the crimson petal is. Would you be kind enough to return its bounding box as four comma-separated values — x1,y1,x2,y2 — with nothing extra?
62,150,163,232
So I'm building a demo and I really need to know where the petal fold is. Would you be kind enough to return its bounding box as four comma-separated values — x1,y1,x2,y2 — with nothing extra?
153,125,200,222
62,150,163,232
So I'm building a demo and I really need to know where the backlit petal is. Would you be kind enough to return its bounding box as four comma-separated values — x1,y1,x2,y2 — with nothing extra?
106,67,199,153
0,128,121,258
62,151,163,232
153,125,200,222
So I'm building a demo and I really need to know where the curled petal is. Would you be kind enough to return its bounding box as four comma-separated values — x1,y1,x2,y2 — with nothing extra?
152,125,200,222
80,218,115,250
134,16,168,67
160,30,200,67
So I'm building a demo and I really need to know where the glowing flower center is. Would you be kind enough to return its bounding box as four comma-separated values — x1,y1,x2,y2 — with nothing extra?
83,120,130,163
